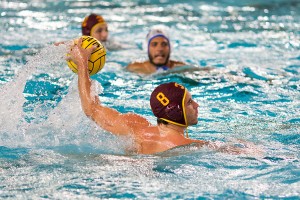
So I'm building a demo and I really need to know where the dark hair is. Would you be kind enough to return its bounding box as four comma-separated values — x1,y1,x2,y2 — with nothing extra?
157,118,169,125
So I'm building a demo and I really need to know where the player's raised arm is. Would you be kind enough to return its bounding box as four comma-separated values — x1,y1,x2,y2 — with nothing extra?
68,38,151,136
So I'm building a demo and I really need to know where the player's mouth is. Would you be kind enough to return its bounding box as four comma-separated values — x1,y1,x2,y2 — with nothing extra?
154,54,165,59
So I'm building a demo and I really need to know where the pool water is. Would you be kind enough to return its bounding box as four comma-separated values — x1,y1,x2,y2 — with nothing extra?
0,0,299,199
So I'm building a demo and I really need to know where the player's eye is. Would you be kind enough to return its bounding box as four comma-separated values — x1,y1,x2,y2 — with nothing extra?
151,42,158,47
161,42,168,47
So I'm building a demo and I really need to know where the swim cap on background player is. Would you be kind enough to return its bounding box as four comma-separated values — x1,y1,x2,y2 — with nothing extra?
146,26,170,53
82,13,106,36
150,82,187,126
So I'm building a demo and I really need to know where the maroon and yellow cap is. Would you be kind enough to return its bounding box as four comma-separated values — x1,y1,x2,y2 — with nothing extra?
82,13,106,36
150,82,187,126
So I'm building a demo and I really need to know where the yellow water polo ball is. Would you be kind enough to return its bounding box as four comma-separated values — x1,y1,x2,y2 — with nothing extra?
67,36,106,76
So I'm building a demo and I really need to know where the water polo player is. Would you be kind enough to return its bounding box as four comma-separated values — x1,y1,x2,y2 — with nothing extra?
126,26,186,74
82,13,124,51
67,37,263,155
82,13,108,43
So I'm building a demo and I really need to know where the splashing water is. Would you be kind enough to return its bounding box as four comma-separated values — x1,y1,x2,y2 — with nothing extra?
0,44,68,144
0,43,129,154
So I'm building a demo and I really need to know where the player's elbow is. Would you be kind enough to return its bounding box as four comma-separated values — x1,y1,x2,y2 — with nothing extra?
80,96,98,115
82,106,92,117
81,102,96,118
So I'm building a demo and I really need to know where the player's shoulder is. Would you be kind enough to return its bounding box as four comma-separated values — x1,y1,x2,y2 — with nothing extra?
127,61,147,69
170,60,186,67
126,61,154,74
123,113,152,127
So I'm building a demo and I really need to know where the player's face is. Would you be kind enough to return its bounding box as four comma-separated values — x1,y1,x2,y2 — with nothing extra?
184,91,199,125
91,24,108,42
148,37,170,66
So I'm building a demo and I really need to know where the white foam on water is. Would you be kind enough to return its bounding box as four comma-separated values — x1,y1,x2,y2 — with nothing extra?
0,43,69,146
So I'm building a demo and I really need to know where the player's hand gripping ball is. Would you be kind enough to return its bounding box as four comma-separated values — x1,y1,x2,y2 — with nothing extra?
67,36,106,75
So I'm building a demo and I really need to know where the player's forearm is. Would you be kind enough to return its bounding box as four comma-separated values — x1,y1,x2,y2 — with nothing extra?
76,61,122,132
77,60,97,116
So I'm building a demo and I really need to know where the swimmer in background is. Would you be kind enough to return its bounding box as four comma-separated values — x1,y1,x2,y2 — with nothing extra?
126,26,186,74
68,38,263,155
82,13,125,51
55,13,126,50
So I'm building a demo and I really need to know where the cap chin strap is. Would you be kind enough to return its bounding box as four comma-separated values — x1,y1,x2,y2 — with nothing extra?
185,128,189,138
159,118,187,127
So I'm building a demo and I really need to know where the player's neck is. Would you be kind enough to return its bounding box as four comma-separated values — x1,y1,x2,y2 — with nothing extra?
159,123,185,136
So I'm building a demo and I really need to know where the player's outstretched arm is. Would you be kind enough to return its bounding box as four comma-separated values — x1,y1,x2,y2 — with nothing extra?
68,38,151,136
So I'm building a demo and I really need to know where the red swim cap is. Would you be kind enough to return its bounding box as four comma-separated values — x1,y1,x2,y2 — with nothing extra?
82,14,106,36
150,82,187,126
